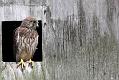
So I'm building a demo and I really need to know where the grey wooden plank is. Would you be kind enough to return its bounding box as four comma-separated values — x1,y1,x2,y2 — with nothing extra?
3,5,16,21
29,6,44,20
0,0,4,6
2,0,15,6
25,0,45,6
0,62,44,80
11,5,30,21
2,5,45,21
0,0,46,6
0,7,4,21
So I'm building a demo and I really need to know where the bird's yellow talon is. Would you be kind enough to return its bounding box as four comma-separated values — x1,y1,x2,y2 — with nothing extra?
28,59,34,68
17,59,25,69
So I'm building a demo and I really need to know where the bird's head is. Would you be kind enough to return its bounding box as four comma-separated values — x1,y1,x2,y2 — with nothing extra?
21,16,39,29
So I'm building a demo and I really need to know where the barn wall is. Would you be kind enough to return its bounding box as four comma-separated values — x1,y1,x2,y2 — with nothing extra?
42,0,119,80
0,0,119,80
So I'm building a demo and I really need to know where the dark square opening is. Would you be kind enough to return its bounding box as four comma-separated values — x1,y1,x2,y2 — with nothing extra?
2,20,42,62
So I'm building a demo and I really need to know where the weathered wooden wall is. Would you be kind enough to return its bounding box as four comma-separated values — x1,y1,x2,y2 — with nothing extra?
42,0,119,80
1,0,119,80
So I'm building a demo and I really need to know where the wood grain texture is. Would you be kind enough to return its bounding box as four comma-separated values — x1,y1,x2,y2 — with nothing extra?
1,0,119,80
42,0,119,80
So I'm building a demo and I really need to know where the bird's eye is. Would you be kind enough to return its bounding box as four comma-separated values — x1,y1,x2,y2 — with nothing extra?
29,21,32,22
33,21,36,23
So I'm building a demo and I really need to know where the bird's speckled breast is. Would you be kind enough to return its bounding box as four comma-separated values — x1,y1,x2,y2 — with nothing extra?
17,48,33,62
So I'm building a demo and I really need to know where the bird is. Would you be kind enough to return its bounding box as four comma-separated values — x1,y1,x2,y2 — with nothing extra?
14,16,39,70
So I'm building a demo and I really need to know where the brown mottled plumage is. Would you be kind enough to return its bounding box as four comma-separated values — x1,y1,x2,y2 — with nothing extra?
14,17,39,69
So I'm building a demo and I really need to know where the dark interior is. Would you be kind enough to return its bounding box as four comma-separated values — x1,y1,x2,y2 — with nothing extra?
2,21,42,62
